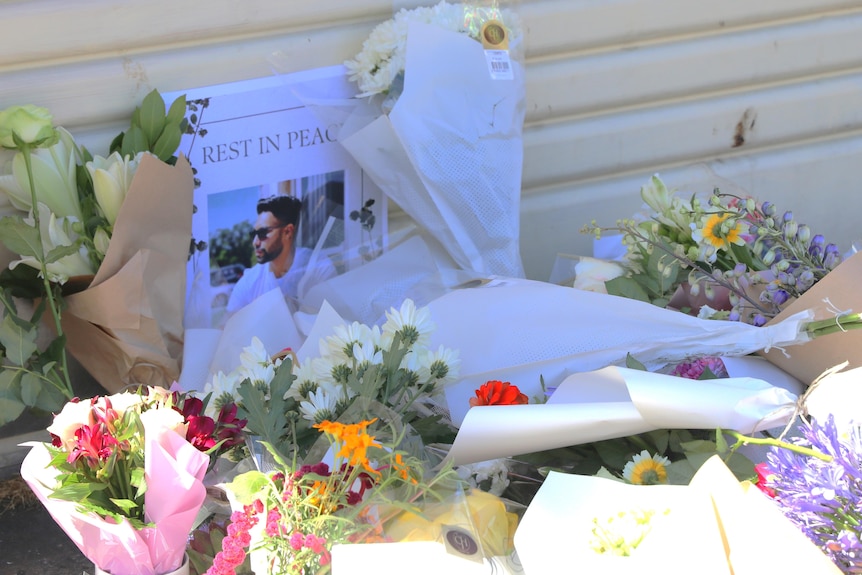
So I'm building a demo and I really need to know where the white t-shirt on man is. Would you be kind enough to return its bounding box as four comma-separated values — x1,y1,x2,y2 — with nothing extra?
225,247,336,313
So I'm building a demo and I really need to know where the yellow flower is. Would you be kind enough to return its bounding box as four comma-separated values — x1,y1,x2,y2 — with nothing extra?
698,212,745,250
622,450,670,485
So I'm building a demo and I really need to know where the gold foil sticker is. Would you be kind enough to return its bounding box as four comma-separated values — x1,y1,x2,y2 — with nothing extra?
481,20,509,50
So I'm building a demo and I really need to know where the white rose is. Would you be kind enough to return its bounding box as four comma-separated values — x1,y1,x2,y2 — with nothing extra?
572,257,626,294
139,405,187,440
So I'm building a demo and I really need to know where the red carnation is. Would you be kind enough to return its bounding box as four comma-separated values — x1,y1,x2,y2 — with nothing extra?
469,380,529,407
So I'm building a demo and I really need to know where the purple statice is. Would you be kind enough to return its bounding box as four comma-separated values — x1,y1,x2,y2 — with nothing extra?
764,415,862,573
669,356,728,380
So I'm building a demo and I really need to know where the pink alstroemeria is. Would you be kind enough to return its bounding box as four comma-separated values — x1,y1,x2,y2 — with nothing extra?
66,423,119,468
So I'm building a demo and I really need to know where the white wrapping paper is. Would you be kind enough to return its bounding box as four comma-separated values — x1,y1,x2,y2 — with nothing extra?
338,22,526,278
431,278,809,426
447,366,797,465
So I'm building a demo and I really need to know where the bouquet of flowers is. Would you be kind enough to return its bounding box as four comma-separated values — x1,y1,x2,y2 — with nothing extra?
18,386,243,575
206,418,462,575
0,91,194,418
581,174,862,384
335,1,526,277
203,298,461,465
584,174,843,325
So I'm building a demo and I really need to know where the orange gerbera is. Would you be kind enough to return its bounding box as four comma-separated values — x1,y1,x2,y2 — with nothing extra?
469,380,529,407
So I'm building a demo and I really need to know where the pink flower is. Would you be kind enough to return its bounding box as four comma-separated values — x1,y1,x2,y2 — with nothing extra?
290,531,305,551
66,422,119,468
670,356,728,380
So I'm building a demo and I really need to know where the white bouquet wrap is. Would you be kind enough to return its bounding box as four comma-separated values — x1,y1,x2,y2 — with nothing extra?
340,8,526,277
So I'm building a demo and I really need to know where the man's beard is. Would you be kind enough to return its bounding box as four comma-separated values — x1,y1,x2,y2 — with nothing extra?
256,244,281,264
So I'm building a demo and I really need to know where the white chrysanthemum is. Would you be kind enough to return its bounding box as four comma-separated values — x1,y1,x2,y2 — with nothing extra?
382,299,435,348
456,458,510,496
299,389,339,424
344,1,520,97
236,337,281,385
284,359,319,402
353,341,383,367
321,322,381,362
202,370,241,417
424,345,461,385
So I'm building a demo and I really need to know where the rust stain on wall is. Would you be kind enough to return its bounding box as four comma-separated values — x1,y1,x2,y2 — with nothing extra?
733,107,757,148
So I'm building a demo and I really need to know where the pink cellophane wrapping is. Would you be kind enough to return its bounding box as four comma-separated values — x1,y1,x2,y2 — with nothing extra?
20,422,207,575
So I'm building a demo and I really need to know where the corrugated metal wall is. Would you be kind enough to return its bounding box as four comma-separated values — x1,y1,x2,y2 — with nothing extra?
2,0,861,280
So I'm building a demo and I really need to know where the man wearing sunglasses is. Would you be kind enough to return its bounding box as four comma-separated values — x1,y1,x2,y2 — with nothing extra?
226,194,336,313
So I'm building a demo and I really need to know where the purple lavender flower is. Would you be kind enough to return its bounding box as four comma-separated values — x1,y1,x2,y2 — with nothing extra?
764,416,862,573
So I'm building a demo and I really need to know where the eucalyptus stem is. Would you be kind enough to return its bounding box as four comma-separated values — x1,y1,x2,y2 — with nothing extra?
724,429,833,462
21,145,74,399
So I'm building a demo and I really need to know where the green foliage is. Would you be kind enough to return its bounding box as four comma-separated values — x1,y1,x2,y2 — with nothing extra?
604,239,688,308
110,89,186,163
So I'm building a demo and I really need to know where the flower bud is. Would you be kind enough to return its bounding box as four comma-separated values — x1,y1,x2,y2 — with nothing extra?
761,201,776,217
783,210,794,223
783,220,798,241
796,224,811,244
0,104,59,149
93,227,111,258
87,151,141,226
745,198,756,213
762,250,776,266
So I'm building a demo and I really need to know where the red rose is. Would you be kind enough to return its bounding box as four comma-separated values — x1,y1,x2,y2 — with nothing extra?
469,380,529,407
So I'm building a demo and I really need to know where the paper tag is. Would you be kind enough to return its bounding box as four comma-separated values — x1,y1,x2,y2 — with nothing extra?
484,50,514,80
441,525,484,564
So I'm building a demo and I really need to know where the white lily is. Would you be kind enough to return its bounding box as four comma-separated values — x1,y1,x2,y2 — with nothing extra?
9,203,95,283
86,151,142,226
0,127,82,220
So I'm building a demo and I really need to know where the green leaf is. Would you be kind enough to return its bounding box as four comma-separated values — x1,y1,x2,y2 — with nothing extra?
120,126,148,158
50,482,105,502
44,242,84,265
625,353,647,371
0,397,26,426
0,314,38,366
715,428,728,453
108,131,125,155
137,89,167,147
605,276,650,302
151,125,182,162
0,218,42,259
165,94,187,127
226,470,269,505
110,498,140,515
19,372,40,407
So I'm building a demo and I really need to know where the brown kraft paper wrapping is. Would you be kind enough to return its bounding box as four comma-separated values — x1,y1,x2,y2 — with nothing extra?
759,250,862,386
61,154,194,393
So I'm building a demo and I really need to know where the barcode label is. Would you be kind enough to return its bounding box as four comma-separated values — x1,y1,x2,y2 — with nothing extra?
485,50,514,80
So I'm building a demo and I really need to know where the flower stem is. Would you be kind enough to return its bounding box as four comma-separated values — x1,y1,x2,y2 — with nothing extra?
21,145,74,399
803,313,862,339
723,429,833,462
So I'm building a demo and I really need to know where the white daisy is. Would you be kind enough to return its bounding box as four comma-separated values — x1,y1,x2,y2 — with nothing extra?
382,298,434,347
299,389,339,424
236,337,281,385
284,359,319,402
